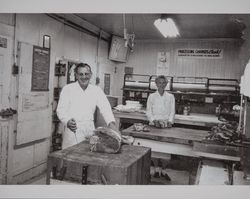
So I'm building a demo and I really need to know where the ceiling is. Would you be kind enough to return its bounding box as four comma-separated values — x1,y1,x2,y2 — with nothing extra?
74,14,247,40
49,14,249,41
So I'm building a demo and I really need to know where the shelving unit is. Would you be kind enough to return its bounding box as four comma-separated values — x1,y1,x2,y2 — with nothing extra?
51,62,66,152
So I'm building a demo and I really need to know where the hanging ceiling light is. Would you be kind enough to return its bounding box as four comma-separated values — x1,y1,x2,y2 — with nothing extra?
154,17,180,38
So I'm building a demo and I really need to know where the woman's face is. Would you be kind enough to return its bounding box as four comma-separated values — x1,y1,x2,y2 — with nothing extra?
156,78,167,92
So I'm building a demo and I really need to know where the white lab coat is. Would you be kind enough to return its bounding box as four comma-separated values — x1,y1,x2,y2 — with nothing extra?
56,82,115,149
146,91,175,123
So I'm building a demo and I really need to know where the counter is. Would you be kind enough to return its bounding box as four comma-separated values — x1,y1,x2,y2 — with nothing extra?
122,125,241,161
46,141,151,185
114,110,222,128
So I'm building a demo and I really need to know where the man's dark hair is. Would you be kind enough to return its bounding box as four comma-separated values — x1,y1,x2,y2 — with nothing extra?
75,63,92,74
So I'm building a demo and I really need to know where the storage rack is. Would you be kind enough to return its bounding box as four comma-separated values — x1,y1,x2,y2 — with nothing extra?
51,62,66,151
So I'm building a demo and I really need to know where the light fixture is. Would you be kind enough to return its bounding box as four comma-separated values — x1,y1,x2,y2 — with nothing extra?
154,17,180,38
123,14,135,51
43,35,51,49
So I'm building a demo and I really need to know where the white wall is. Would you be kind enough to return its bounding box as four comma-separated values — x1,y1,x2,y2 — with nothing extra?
113,38,245,100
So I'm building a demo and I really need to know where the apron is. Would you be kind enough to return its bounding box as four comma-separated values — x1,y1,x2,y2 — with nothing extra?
62,120,95,149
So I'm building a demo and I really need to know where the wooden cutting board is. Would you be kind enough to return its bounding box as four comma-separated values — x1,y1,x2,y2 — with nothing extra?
122,126,209,145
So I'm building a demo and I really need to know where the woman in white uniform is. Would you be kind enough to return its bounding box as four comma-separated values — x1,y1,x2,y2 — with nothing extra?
56,63,117,149
146,75,175,180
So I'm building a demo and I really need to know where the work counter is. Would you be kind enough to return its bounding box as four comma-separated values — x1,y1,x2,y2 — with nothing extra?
113,110,222,128
122,125,241,162
46,141,151,185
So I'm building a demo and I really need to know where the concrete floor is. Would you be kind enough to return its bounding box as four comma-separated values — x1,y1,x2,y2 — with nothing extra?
150,169,190,185
28,168,190,185
27,155,195,185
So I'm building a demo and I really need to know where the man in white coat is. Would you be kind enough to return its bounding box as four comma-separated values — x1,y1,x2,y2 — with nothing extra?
57,63,117,149
146,75,175,180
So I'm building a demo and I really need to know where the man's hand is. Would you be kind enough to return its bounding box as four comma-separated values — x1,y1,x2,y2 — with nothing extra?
108,121,120,135
67,118,77,133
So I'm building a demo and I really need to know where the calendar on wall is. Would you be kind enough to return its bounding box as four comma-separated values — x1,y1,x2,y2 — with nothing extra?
156,51,170,76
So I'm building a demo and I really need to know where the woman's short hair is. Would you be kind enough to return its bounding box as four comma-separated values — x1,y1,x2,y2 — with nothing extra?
155,75,168,84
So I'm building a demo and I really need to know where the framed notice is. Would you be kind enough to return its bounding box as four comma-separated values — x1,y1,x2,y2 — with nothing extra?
31,46,50,91
109,35,129,62
104,73,111,95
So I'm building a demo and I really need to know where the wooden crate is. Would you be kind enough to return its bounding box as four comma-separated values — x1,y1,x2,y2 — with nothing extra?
46,142,151,185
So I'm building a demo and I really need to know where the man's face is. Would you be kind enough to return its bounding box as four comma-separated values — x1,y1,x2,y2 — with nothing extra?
75,66,92,88
156,78,167,92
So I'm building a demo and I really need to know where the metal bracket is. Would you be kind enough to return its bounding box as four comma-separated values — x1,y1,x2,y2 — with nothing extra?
0,108,17,118
55,63,66,76
12,63,19,75
52,166,67,181
81,164,88,184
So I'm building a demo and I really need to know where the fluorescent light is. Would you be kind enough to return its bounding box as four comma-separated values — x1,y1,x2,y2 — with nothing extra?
154,18,180,38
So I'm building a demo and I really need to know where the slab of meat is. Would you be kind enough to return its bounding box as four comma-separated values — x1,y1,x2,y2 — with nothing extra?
89,127,122,153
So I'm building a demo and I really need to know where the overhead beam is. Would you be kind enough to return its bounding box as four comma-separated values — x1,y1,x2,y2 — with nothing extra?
46,14,111,42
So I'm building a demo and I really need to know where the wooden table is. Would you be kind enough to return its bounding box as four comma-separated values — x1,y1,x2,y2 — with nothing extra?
113,110,222,129
46,141,151,185
122,125,241,161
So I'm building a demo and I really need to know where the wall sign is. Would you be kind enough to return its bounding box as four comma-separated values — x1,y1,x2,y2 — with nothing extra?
109,35,129,63
22,93,49,112
104,73,111,95
177,49,223,59
31,46,50,91
0,37,7,48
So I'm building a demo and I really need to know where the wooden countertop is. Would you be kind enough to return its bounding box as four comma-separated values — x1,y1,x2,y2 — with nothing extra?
113,110,222,127
122,125,241,161
122,125,209,145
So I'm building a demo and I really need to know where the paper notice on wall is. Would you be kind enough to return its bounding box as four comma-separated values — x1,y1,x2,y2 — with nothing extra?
156,52,170,76
22,93,49,112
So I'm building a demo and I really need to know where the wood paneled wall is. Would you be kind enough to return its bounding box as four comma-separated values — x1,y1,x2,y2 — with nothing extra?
113,39,245,101
125,39,244,80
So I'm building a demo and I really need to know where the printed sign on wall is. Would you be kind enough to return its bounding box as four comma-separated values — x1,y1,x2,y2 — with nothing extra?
177,49,223,59
104,73,111,95
31,46,50,91
22,93,49,112
156,51,170,75
0,37,7,48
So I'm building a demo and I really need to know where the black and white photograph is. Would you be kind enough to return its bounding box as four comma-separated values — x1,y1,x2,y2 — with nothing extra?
1,0,250,198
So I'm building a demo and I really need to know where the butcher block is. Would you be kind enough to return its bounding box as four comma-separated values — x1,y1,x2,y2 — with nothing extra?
46,141,151,185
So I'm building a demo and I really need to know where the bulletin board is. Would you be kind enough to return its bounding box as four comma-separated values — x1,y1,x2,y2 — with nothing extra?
31,46,50,91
